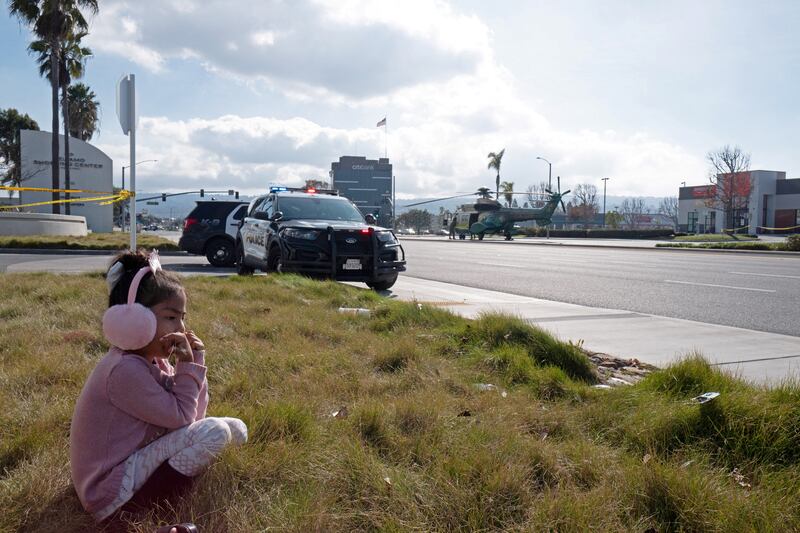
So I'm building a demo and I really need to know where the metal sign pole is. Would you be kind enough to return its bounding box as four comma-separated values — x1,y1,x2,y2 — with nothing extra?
117,74,137,249
129,75,136,250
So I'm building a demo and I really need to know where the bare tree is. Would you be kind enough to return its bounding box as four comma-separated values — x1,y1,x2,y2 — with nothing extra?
567,183,599,226
526,181,548,207
620,197,646,229
705,145,752,231
658,196,679,229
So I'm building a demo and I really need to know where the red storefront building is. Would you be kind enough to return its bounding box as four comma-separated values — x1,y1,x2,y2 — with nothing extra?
678,170,800,234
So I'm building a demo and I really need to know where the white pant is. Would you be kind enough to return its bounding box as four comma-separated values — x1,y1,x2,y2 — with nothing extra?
96,417,247,521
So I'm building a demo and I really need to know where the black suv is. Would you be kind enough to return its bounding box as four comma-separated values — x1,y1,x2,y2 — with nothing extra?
235,187,406,290
179,200,248,266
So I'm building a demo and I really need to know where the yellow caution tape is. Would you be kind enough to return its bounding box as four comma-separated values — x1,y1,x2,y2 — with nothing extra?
721,225,751,233
0,185,132,210
756,225,800,231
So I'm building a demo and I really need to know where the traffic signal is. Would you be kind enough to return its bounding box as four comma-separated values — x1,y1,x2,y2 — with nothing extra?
161,193,167,202
235,191,239,199
228,189,234,196
200,189,205,197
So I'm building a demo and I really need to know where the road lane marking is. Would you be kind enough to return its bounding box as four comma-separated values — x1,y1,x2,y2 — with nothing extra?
477,261,524,268
664,280,776,293
729,271,800,280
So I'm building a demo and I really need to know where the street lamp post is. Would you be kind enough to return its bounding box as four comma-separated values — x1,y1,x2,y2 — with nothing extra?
121,159,158,231
535,156,553,238
535,156,552,190
601,177,609,228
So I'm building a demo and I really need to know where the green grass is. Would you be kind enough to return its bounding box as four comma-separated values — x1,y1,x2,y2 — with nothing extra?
657,241,790,251
1,273,799,531
672,233,758,242
0,233,180,251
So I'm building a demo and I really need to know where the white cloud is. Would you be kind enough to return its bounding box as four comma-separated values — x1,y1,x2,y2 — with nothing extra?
87,0,705,198
86,0,484,99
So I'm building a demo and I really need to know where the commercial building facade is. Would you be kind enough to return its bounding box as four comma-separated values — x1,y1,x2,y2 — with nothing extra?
678,170,800,234
330,156,393,226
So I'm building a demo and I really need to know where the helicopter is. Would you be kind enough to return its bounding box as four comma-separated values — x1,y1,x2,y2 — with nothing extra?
405,178,570,241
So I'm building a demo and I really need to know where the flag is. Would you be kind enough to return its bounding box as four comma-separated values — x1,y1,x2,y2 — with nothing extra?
376,117,386,127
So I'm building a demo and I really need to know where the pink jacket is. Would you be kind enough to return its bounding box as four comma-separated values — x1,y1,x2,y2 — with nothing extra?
69,347,208,519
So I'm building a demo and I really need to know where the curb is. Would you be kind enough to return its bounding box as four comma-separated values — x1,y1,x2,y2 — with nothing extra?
398,237,800,256
0,248,188,256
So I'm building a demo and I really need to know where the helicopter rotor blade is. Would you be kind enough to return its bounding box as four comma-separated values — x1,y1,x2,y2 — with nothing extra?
403,192,476,207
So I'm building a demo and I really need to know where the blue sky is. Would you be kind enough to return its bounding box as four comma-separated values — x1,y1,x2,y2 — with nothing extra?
2,0,798,198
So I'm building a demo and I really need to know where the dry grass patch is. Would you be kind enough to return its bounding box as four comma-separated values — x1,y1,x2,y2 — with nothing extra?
0,233,180,251
1,273,799,531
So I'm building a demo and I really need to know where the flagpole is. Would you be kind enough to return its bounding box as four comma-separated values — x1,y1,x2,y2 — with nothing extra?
384,116,387,159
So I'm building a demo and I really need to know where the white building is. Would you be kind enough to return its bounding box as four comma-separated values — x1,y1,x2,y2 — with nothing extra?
678,170,800,234
19,129,113,232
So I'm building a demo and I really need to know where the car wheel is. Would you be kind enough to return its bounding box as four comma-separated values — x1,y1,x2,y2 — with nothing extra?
236,242,254,275
367,274,398,291
266,245,283,273
206,238,235,267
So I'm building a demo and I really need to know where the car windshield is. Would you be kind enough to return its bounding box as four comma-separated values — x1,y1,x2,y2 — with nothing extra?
277,196,364,222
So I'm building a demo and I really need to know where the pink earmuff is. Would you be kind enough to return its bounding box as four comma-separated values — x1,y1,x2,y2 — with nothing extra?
102,264,158,350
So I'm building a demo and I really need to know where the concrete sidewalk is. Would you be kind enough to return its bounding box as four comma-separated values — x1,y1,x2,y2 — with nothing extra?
389,276,800,384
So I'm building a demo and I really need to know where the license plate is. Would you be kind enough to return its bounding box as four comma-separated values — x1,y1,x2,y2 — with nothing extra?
343,258,362,270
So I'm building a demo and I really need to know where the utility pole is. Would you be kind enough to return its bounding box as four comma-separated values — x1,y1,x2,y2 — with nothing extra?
121,159,157,231
601,177,609,227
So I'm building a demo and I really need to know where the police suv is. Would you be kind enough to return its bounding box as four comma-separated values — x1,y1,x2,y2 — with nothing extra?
235,187,406,290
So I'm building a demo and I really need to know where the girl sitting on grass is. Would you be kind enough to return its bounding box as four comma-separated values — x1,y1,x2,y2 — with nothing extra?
70,250,247,523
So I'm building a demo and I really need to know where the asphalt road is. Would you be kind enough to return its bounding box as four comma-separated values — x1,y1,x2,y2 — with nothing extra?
399,239,800,337
3,241,798,337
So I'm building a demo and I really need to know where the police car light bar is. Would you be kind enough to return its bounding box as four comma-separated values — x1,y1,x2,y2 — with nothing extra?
269,186,340,196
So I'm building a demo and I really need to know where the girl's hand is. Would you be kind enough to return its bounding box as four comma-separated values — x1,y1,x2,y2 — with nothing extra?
160,332,194,363
185,330,205,352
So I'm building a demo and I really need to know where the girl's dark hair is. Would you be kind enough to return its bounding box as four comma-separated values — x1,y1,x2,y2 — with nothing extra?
107,250,185,308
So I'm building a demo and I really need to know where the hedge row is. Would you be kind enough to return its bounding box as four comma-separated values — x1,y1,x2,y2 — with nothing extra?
519,227,675,239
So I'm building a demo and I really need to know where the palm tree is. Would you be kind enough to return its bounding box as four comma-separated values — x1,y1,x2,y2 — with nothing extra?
30,29,92,214
9,0,99,214
68,83,99,141
500,181,515,207
487,149,505,200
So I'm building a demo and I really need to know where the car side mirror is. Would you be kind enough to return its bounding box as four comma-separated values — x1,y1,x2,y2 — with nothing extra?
364,214,377,225
254,211,270,221
271,211,284,222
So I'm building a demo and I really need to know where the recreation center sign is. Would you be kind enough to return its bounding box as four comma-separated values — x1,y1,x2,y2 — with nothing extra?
19,129,113,232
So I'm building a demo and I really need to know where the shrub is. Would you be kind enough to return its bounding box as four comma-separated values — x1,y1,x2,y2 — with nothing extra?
786,234,800,251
